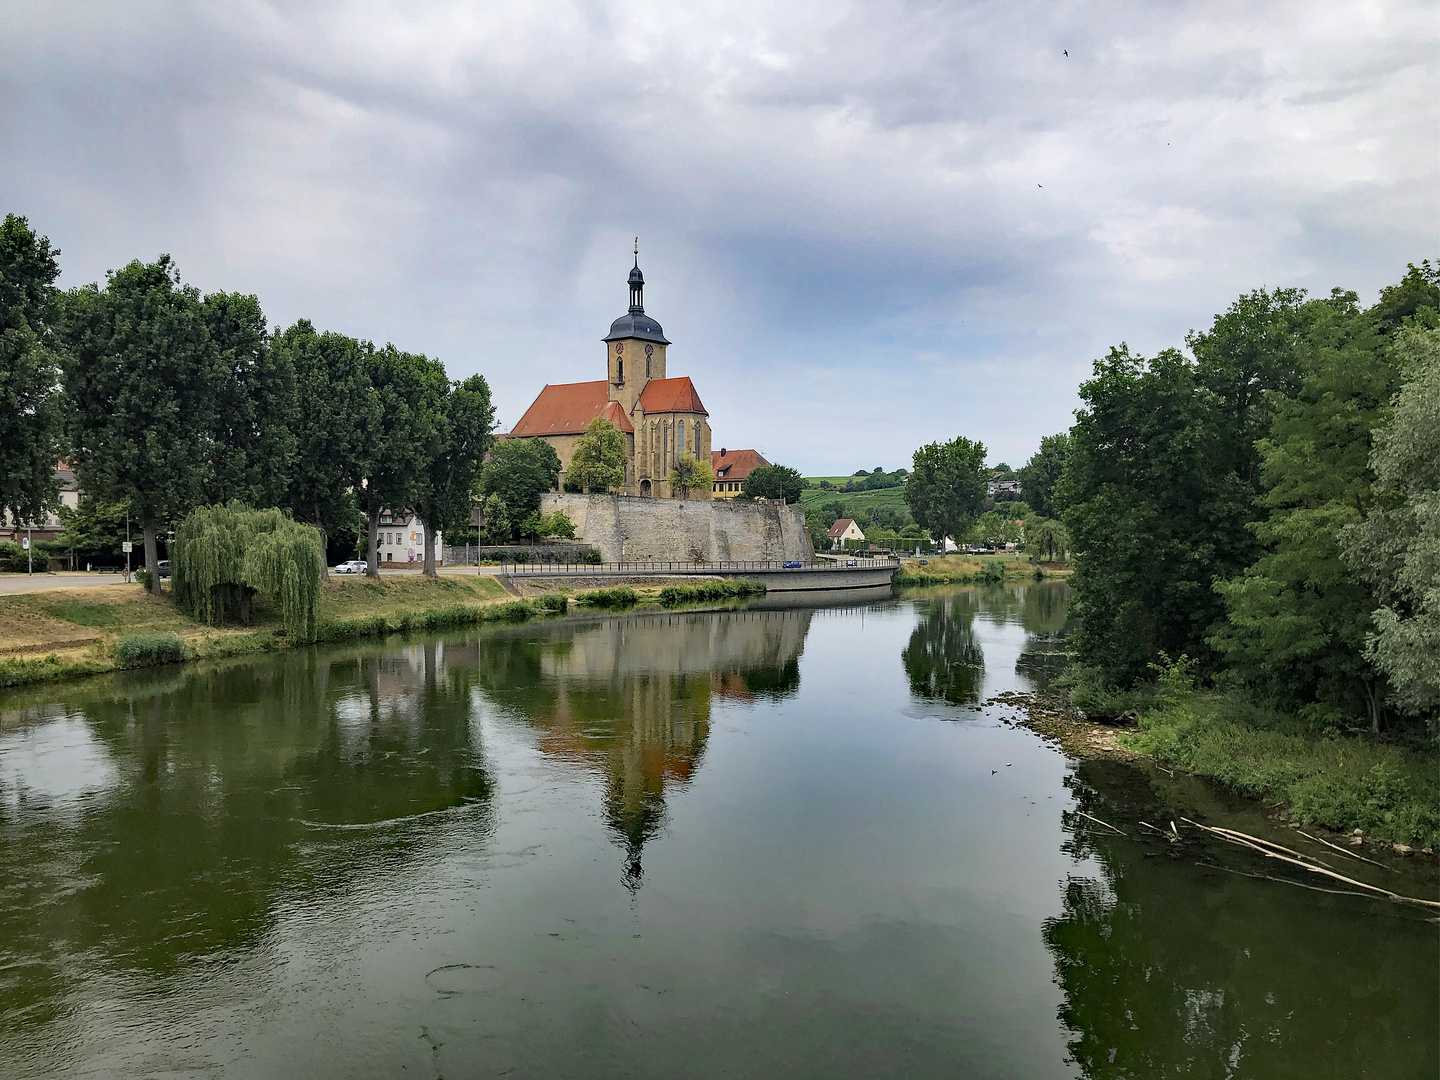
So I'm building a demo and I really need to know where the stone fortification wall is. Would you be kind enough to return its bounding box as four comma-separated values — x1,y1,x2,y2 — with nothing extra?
540,493,814,564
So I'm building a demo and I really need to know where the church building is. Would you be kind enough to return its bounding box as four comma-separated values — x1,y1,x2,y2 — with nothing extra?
508,255,712,498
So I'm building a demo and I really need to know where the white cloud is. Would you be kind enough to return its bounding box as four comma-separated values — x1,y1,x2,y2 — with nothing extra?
1,0,1434,470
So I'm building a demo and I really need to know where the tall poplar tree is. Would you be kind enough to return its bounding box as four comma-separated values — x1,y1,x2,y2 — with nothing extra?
0,214,64,527
61,256,220,593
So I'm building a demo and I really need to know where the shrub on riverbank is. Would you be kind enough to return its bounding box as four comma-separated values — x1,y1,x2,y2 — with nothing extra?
574,586,638,608
115,633,188,668
1121,672,1440,847
657,580,765,607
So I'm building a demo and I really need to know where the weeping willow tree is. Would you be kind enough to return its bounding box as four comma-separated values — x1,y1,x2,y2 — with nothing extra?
172,503,323,642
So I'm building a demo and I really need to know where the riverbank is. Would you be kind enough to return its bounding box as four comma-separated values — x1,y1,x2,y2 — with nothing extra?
0,574,778,689
894,553,1068,586
991,687,1440,853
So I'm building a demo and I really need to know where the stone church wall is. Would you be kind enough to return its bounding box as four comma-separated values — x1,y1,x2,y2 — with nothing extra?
540,493,814,563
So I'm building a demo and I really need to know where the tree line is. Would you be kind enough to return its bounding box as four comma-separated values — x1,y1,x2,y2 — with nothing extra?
903,262,1439,738
0,213,509,591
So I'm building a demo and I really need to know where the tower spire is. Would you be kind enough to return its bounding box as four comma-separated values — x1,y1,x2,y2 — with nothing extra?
628,241,645,313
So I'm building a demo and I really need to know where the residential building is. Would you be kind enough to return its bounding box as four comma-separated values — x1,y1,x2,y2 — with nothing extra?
711,448,769,498
0,465,80,543
827,518,866,549
373,511,442,566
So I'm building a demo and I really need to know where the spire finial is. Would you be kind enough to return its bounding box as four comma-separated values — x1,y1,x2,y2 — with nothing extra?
633,237,639,267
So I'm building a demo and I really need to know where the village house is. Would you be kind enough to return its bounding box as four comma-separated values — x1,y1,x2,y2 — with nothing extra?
374,511,442,567
711,448,769,498
827,518,865,549
0,465,80,543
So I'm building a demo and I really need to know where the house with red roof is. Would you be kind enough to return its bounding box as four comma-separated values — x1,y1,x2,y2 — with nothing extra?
710,448,769,498
508,254,713,499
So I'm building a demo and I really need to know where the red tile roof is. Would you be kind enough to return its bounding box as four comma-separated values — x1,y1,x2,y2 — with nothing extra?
828,517,862,538
711,448,769,481
509,381,633,436
638,377,707,416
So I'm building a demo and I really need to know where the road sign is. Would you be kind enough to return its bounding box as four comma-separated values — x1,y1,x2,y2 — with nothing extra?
21,538,29,549
122,541,133,553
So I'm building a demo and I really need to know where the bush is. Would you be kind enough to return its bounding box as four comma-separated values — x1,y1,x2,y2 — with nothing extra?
575,586,638,608
0,541,31,573
115,633,187,668
134,567,152,589
534,593,568,613
658,580,765,607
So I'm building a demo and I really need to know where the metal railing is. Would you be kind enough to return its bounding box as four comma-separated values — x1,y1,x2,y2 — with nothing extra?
496,557,901,576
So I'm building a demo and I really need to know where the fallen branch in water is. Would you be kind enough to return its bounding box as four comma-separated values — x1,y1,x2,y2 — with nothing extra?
1074,811,1126,835
1294,828,1407,875
1180,818,1440,911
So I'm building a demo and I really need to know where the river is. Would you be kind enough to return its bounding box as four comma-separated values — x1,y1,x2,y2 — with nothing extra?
0,583,1434,1078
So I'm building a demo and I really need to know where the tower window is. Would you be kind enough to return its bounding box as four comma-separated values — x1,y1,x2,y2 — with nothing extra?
617,358,623,383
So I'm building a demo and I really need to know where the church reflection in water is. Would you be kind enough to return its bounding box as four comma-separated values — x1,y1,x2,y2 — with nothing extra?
476,609,811,888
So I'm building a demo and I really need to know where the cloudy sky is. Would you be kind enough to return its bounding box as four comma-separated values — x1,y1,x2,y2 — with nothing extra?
3,0,1435,473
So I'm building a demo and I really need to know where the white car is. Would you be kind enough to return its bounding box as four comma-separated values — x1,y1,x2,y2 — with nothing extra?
333,560,366,575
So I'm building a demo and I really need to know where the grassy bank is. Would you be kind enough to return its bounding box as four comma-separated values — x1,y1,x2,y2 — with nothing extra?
894,554,1068,586
0,574,534,688
1122,688,1440,849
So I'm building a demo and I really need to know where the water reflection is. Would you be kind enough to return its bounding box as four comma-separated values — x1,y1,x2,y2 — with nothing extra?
902,582,1073,705
478,609,812,887
1042,759,1438,1078
0,643,494,1032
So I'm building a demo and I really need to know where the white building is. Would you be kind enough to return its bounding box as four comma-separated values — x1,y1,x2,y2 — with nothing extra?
827,517,866,550
375,512,442,566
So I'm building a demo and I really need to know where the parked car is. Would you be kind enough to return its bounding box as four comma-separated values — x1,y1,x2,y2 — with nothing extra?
844,558,857,567
782,560,803,569
156,559,171,579
334,560,366,575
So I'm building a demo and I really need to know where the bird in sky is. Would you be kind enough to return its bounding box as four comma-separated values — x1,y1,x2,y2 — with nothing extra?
1037,184,1043,188
1063,49,1069,56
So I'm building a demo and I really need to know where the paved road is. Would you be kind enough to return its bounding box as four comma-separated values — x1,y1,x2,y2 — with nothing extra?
0,573,141,594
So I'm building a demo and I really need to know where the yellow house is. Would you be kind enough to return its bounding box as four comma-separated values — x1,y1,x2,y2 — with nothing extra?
711,448,769,498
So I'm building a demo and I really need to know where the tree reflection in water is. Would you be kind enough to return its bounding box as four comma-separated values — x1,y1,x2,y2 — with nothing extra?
478,609,811,889
1042,759,1438,1079
0,641,494,1020
902,590,985,705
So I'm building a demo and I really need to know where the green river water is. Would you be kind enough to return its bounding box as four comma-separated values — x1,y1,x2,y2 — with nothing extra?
0,583,1434,1078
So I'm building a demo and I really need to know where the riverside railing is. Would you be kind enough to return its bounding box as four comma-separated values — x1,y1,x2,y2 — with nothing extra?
495,557,901,576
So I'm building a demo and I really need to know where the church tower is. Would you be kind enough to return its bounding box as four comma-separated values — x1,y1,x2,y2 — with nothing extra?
603,246,668,415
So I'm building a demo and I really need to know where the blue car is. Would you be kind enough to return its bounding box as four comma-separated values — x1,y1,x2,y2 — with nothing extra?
782,560,803,569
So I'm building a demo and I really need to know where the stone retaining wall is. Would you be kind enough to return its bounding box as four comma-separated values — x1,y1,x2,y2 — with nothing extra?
540,493,813,564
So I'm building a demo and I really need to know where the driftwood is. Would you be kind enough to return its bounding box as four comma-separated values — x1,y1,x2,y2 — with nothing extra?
1294,828,1408,874
1074,811,1126,835
1180,818,1440,912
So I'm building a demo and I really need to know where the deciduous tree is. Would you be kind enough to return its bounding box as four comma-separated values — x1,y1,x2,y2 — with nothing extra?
356,345,448,578
1343,323,1440,731
60,256,221,594
740,463,804,502
276,321,378,570
905,436,987,546
480,438,561,515
567,418,627,493
0,214,64,528
669,452,714,498
411,374,494,577
1017,433,1070,519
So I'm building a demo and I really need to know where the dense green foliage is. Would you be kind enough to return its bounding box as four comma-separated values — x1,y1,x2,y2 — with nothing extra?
740,463,805,502
1342,323,1440,726
574,586,639,607
657,580,765,606
669,452,714,498
1050,265,1439,740
115,633,187,668
411,373,495,575
567,417,628,492
172,503,324,642
906,436,987,544
1016,433,1069,519
480,439,562,525
0,215,64,528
